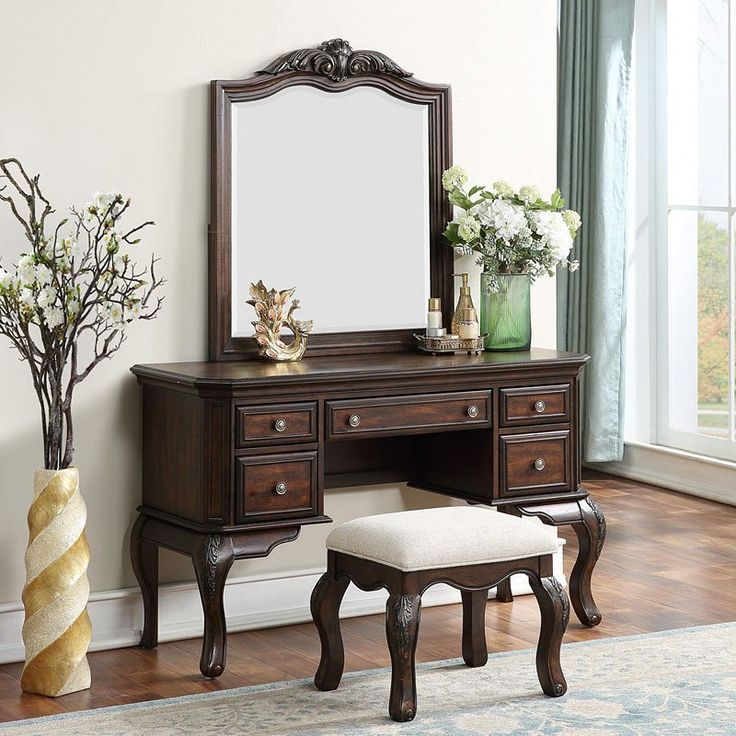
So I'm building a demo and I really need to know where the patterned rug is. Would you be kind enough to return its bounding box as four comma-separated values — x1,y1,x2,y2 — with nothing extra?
2,623,735,736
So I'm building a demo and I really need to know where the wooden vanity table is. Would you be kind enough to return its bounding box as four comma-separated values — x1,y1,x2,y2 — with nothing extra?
130,349,604,677
129,40,605,678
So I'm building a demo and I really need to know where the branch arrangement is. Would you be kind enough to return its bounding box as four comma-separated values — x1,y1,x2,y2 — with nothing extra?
0,158,164,470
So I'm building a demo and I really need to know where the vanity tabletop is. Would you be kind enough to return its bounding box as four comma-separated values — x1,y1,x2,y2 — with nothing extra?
131,348,589,388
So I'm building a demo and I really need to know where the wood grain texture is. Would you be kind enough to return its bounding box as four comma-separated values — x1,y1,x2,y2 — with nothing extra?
236,402,316,447
2,473,735,723
500,383,570,426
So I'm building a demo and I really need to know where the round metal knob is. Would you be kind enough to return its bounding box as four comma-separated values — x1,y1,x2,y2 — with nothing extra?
348,414,361,427
534,400,546,413
274,481,288,495
274,418,287,432
534,458,546,471
467,405,479,418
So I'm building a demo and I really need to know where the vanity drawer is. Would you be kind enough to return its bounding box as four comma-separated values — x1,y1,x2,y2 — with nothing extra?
500,384,571,426
499,430,571,498
236,402,317,447
327,391,491,439
235,451,318,522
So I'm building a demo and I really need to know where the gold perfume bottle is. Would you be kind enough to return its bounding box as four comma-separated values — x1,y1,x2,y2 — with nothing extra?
451,273,476,336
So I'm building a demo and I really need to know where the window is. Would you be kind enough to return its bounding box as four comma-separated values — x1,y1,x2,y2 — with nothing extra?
646,0,736,461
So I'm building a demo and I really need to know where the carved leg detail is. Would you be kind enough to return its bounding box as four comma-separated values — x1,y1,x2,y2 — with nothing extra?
192,535,235,678
528,574,569,697
385,594,422,723
495,577,514,603
570,497,606,627
461,589,488,667
130,514,159,649
311,572,350,691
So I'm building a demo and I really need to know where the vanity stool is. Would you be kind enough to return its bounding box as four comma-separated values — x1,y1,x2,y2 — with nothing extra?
311,506,570,722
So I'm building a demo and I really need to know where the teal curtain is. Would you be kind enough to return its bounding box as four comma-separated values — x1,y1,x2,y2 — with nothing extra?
557,0,635,463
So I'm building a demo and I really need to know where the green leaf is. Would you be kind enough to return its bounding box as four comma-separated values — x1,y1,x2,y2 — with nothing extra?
448,191,474,210
443,223,461,244
468,185,484,197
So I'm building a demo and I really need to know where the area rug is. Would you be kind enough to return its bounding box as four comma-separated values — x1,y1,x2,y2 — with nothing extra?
2,623,735,736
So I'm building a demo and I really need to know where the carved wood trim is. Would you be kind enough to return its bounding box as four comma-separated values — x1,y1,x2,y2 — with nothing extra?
258,38,412,81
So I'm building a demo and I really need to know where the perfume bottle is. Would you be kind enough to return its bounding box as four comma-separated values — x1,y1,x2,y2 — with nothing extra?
426,297,446,337
451,273,476,335
457,307,479,339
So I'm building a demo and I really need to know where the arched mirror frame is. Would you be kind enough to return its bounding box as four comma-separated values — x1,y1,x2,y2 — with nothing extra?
208,39,453,361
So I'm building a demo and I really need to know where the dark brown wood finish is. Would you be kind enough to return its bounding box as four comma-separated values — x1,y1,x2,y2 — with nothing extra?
130,348,600,677
311,550,568,722
236,402,316,446
209,39,453,360
326,390,491,439
500,383,571,425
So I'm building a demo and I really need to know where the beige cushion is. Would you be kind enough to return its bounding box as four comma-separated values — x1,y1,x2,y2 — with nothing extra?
326,506,559,572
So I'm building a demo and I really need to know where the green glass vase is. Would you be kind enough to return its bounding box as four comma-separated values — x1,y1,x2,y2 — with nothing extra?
480,272,532,351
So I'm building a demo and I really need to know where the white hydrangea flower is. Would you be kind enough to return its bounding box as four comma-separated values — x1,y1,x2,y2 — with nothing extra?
562,209,582,234
519,185,541,203
531,211,574,261
35,264,52,286
492,180,514,198
442,165,468,192
487,199,530,242
17,255,36,285
43,306,64,329
37,286,57,309
456,214,481,242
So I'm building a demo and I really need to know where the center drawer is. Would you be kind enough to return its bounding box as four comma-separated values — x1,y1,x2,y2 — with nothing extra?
326,391,491,440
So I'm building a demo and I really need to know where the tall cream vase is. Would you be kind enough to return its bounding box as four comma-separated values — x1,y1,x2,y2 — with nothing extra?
21,468,92,696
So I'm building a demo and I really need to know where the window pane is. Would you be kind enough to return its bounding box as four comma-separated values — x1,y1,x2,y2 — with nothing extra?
668,210,731,438
667,0,730,207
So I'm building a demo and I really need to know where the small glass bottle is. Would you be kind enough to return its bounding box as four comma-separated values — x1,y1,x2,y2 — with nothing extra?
427,298,443,336
457,306,479,340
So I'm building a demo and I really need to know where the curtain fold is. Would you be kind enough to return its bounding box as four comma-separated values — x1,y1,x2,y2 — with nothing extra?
557,0,635,463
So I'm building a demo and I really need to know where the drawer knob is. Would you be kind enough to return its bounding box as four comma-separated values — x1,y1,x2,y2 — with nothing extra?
534,400,546,413
274,418,287,432
467,405,480,418
534,458,546,471
274,481,288,495
348,414,361,427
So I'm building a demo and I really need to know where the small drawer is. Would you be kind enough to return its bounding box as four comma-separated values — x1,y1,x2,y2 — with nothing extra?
500,384,571,426
235,451,318,522
499,430,570,498
236,402,317,447
326,391,491,440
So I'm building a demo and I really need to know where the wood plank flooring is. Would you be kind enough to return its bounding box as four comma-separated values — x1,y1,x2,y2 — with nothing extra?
1,471,734,722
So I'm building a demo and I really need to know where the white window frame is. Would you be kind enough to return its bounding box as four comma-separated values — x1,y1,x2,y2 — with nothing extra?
639,0,736,462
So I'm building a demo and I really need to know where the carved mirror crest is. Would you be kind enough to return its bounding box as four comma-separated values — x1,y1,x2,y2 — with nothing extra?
209,38,453,360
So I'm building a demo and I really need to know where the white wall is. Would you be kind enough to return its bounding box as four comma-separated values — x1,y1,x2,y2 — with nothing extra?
0,0,558,606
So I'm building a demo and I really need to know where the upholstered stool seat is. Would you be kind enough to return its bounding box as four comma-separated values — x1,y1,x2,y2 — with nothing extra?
326,506,560,571
311,506,570,722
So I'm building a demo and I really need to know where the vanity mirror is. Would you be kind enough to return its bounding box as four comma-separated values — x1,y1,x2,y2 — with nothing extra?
209,39,453,360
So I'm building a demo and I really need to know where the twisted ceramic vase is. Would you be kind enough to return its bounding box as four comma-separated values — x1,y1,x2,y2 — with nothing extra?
21,468,91,696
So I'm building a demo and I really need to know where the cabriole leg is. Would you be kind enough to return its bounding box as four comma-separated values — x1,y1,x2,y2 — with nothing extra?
311,571,350,691
130,514,159,649
385,593,422,722
192,534,235,678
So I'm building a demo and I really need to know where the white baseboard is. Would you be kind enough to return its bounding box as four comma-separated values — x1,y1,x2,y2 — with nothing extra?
0,546,565,665
595,442,736,507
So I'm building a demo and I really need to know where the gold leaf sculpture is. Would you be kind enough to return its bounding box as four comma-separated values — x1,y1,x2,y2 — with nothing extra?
247,280,313,361
21,468,92,696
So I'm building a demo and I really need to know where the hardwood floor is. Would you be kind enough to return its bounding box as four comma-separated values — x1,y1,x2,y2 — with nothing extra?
1,471,735,722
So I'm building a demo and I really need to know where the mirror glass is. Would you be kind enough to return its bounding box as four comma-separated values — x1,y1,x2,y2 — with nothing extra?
231,85,430,336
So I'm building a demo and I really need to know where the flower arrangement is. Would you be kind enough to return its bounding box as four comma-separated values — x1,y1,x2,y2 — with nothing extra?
0,158,164,470
441,165,581,291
